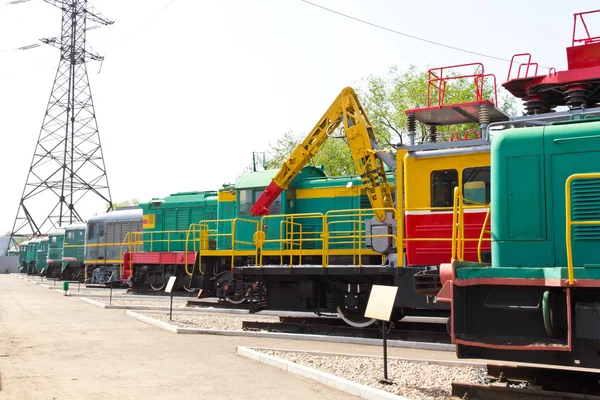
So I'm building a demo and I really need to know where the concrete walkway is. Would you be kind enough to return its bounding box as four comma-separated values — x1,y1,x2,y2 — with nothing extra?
0,275,457,400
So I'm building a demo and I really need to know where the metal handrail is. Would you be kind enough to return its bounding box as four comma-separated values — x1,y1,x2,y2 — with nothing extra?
477,205,491,263
119,231,143,279
565,173,600,285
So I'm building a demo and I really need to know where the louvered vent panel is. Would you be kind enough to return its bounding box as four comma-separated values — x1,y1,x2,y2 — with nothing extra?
177,210,190,230
571,179,600,241
105,224,115,243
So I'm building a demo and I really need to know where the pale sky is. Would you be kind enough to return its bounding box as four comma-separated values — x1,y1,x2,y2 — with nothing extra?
1,0,599,234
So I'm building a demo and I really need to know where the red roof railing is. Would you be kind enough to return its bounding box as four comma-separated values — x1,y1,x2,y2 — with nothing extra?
506,53,540,81
572,9,600,46
427,62,498,107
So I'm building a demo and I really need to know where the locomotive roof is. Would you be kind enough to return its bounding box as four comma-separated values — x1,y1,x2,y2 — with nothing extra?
235,169,278,189
87,208,142,223
408,144,491,159
235,166,328,189
64,223,87,231
48,228,66,236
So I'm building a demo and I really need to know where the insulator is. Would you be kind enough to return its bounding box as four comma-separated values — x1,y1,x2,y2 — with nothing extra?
478,104,490,126
563,84,589,109
523,96,551,115
407,113,416,132
429,125,437,142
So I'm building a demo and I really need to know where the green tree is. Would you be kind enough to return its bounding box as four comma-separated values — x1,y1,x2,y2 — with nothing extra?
265,130,302,169
264,129,357,176
358,64,518,145
107,198,139,211
265,65,518,177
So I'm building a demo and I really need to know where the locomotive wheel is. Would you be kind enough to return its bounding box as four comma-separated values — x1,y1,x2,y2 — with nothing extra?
226,292,247,304
336,306,376,328
181,275,195,293
150,282,166,291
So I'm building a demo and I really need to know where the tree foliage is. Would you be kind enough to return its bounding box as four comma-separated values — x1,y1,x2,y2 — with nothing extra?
108,198,139,211
264,65,518,177
358,64,518,145
264,130,356,176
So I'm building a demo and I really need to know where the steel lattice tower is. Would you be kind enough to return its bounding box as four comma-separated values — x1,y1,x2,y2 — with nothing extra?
9,0,113,248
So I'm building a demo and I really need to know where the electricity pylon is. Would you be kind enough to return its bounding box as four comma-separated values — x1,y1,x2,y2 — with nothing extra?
9,0,114,250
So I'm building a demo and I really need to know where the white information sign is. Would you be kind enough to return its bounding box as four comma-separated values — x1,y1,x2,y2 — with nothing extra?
364,285,399,322
165,276,177,294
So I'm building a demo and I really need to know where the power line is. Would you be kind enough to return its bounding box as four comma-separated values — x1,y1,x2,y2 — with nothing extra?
129,0,177,38
300,0,515,63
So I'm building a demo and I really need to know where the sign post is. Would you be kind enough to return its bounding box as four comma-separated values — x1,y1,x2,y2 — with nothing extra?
165,276,177,321
364,284,399,384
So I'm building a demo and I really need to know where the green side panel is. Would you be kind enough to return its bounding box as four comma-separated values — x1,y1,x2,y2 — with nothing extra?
36,240,49,272
544,121,600,268
506,155,543,239
26,242,40,264
489,118,600,273
19,244,28,264
63,227,86,271
140,191,218,252
456,265,600,280
491,128,552,268
216,197,236,250
47,233,65,262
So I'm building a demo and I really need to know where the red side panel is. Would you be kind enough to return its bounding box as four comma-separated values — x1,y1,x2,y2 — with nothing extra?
405,211,490,266
567,42,600,70
122,252,132,280
129,251,198,266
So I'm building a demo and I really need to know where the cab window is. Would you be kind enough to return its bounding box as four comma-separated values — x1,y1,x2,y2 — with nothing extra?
463,167,490,205
238,189,252,216
238,189,281,216
88,224,97,240
431,169,458,207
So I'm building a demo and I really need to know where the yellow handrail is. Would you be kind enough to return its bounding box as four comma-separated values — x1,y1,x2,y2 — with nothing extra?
565,173,600,285
451,187,461,262
477,205,491,263
119,231,143,279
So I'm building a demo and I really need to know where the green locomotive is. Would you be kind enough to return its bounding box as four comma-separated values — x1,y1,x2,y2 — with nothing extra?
35,238,49,275
61,223,86,281
447,114,600,369
18,240,29,273
25,239,42,275
129,165,395,296
46,229,65,279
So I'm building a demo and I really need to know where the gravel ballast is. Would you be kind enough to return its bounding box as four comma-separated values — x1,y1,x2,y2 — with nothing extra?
139,312,279,330
257,350,485,400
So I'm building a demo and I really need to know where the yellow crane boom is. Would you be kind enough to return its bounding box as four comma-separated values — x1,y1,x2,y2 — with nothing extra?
250,87,394,221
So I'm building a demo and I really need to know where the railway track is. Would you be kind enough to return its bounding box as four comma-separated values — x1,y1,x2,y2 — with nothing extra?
451,364,600,399
186,298,250,309
242,317,450,343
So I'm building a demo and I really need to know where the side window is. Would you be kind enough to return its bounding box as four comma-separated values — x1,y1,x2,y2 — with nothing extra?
67,231,75,240
269,193,281,215
51,236,57,243
238,189,252,217
463,167,490,205
88,224,97,240
239,189,281,216
98,223,105,237
431,169,458,207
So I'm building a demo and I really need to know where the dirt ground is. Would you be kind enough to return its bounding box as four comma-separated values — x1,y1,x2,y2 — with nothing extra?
0,275,457,400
